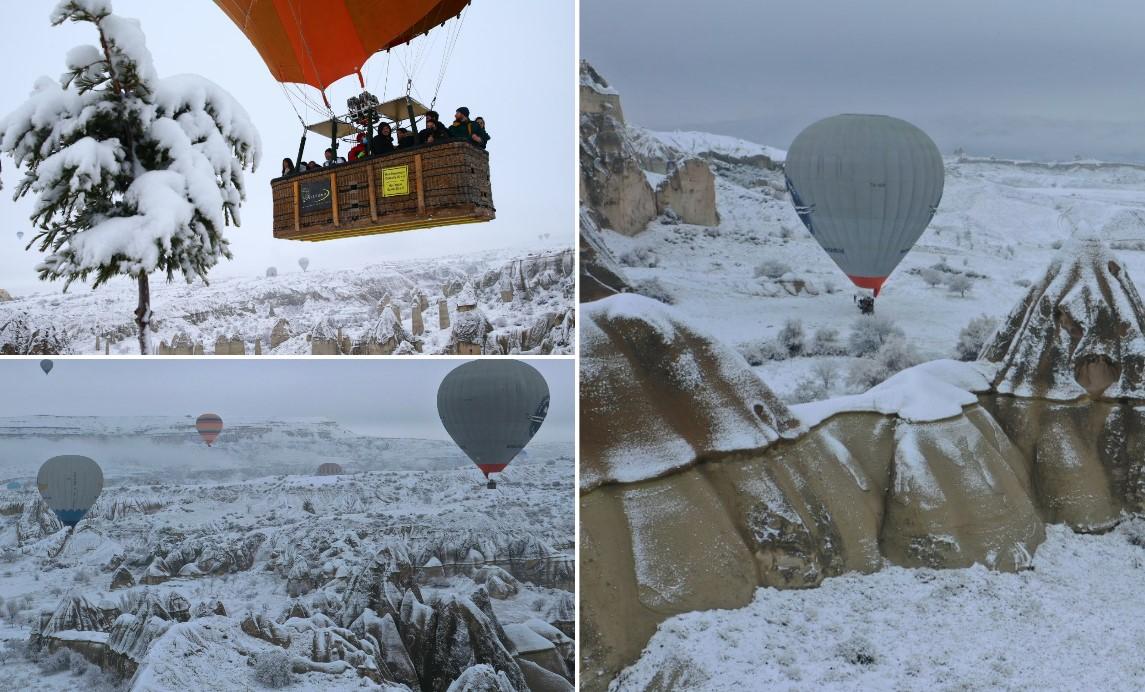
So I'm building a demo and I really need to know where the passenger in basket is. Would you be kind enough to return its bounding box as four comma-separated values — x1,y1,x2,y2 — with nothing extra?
419,110,451,145
372,123,395,155
474,116,490,149
306,161,321,171
322,148,346,167
448,106,486,146
281,158,296,176
396,127,417,149
347,133,368,161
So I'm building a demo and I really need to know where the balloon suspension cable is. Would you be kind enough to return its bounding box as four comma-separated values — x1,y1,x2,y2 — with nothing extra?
431,10,468,110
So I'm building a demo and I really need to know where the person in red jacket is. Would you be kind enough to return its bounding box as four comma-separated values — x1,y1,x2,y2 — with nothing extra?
347,133,367,161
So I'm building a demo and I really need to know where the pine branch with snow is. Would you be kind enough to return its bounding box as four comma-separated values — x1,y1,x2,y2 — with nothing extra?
0,0,261,353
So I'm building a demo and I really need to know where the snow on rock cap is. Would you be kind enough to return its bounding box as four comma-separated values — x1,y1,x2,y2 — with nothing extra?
581,293,803,492
982,238,1145,400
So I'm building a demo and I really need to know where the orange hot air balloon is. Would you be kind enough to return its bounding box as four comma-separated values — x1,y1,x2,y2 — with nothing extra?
196,413,224,447
213,0,471,98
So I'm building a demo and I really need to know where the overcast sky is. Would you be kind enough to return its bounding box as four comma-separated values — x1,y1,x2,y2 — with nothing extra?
0,0,573,295
582,0,1145,163
0,358,573,442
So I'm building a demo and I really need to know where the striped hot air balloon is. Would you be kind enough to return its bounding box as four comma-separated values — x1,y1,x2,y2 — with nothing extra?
437,360,550,489
196,413,224,447
37,455,103,528
785,114,945,297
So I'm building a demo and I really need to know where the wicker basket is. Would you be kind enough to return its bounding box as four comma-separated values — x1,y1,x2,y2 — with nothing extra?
271,141,495,241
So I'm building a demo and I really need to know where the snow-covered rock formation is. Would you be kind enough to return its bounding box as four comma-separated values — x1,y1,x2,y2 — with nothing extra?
579,240,1145,689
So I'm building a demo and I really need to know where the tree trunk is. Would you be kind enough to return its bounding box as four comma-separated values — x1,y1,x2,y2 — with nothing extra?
135,273,152,355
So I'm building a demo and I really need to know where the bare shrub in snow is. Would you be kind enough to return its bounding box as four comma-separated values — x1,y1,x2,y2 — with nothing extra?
788,374,827,404
737,338,786,365
810,326,845,356
811,359,840,390
777,319,805,356
847,315,904,357
920,268,944,288
618,245,659,268
947,274,974,297
836,635,878,666
955,315,999,361
253,649,293,688
754,259,792,279
1014,278,1031,288
634,277,676,305
847,335,921,391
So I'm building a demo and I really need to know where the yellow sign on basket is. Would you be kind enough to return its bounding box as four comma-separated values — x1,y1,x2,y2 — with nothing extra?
381,165,410,197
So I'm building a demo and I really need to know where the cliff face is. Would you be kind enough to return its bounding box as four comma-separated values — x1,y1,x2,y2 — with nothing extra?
579,61,719,237
578,242,1145,690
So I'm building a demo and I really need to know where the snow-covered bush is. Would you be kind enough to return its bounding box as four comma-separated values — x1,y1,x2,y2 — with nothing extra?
619,245,658,268
847,335,921,391
787,374,827,404
754,259,792,279
777,319,805,356
810,326,845,356
947,274,974,297
253,649,293,688
847,315,904,357
811,359,840,390
737,337,786,365
0,0,260,353
634,277,676,305
955,315,999,361
920,268,944,288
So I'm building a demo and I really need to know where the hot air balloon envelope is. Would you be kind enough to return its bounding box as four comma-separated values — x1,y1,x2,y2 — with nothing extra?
317,462,344,476
196,413,224,446
37,455,103,527
784,114,945,296
40,359,53,375
437,360,550,479
213,0,470,94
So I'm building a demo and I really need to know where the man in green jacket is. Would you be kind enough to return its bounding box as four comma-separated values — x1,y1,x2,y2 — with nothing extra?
448,106,486,146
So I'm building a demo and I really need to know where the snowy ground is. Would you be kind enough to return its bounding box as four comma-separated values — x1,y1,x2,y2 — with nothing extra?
0,245,574,355
612,522,1145,691
0,425,573,690
603,135,1145,401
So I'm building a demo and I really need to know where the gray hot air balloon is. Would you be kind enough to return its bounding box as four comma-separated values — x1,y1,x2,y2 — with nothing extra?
40,359,53,375
37,455,103,527
785,114,944,297
16,231,24,240
437,360,550,489
299,257,309,272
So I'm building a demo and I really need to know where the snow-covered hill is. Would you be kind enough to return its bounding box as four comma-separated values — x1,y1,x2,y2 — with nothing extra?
0,450,574,690
0,247,575,356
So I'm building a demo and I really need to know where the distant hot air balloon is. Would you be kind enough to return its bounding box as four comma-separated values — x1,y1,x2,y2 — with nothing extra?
437,360,550,489
299,258,309,272
196,413,224,447
40,359,53,375
784,114,945,297
37,455,103,527
317,462,344,476
16,231,24,240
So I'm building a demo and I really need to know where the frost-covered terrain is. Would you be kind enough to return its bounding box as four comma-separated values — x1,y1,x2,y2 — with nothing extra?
0,418,574,691
611,523,1145,691
0,247,574,356
599,121,1145,401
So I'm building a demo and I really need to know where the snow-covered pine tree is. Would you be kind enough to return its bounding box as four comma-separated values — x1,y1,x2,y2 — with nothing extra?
0,0,260,353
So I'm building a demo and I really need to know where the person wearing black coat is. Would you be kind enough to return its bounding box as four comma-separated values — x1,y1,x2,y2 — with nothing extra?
371,123,395,155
